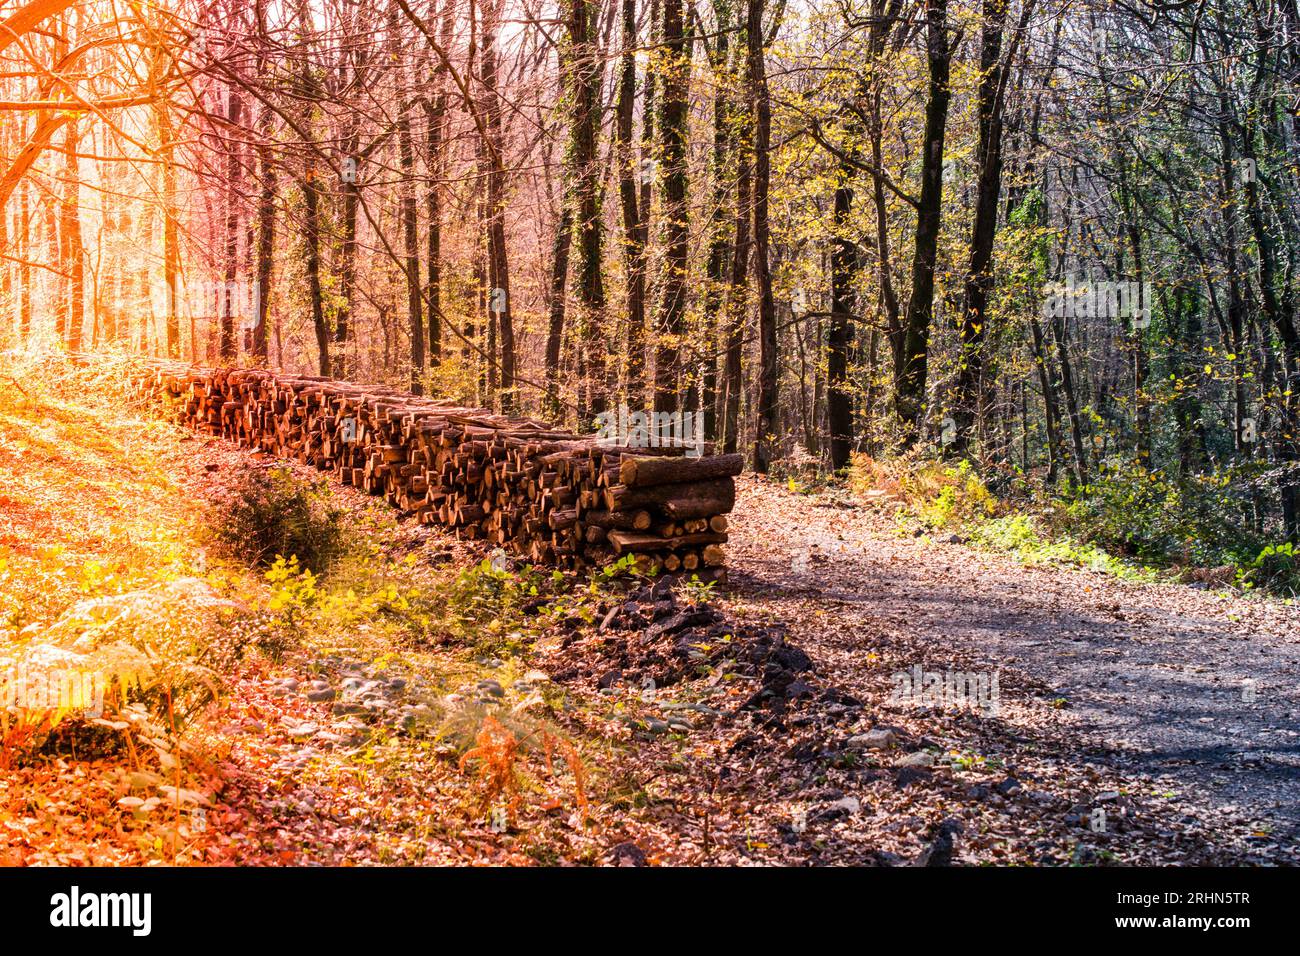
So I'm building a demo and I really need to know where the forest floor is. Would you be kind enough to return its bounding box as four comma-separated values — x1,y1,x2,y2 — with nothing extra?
724,476,1300,864
3,368,1297,866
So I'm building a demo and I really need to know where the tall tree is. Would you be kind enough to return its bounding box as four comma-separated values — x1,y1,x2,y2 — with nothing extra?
654,0,690,414
748,0,778,471
893,0,952,448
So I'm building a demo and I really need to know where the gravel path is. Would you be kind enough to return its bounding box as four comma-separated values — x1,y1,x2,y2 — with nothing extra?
725,475,1300,854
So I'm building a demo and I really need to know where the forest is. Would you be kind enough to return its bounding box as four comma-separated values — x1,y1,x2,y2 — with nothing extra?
0,0,1299,881
4,0,1298,533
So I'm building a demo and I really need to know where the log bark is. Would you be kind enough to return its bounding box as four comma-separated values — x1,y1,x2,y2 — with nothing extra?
619,452,743,486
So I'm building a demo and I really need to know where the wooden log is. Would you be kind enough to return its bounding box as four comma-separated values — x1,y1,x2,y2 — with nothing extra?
619,452,743,487
662,496,735,521
604,477,735,513
582,508,652,531
606,530,728,554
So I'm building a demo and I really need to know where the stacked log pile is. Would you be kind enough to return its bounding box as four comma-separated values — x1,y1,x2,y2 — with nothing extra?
131,362,742,579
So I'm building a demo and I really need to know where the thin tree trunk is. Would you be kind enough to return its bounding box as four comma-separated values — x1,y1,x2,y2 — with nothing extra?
895,0,951,447
748,0,778,472
301,173,330,377
828,164,856,469
954,0,1013,454
398,100,425,393
220,90,241,360
570,0,607,419
479,0,514,409
721,50,752,456
654,0,689,414
545,205,573,420
617,0,648,406
61,115,83,351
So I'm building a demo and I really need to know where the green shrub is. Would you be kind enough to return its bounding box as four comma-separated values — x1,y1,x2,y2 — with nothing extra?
849,452,999,529
1244,542,1300,595
206,466,346,573
440,558,552,657
1062,462,1263,567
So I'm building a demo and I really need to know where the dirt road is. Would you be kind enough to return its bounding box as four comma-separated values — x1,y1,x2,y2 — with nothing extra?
725,476,1300,861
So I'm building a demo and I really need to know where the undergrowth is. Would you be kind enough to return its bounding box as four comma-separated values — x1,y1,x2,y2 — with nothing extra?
849,451,1297,596
0,350,245,862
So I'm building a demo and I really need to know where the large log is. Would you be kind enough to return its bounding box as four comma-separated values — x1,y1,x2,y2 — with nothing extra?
606,530,728,554
619,452,743,487
604,477,735,512
663,497,734,521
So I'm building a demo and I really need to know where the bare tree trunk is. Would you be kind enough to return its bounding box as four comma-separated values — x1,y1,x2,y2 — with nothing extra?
47,181,64,343
616,0,648,407
654,0,689,414
544,205,572,420
61,113,84,351
748,0,777,472
701,1,734,443
954,0,1014,455
570,0,607,419
18,181,31,343
220,90,241,361
157,102,180,358
828,164,856,469
895,0,951,448
479,0,514,410
398,99,425,393
722,50,752,457
252,115,274,364
301,172,330,377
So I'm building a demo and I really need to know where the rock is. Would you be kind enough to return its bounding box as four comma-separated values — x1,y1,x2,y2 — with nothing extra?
287,722,320,739
642,719,671,735
392,713,418,733
477,679,505,698
784,680,816,701
128,771,161,791
914,818,963,866
895,750,936,769
646,607,717,640
304,684,336,702
688,703,723,718
995,777,1022,797
830,796,861,814
1095,790,1121,803
596,669,622,690
848,729,897,751
607,842,648,867
895,767,931,789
